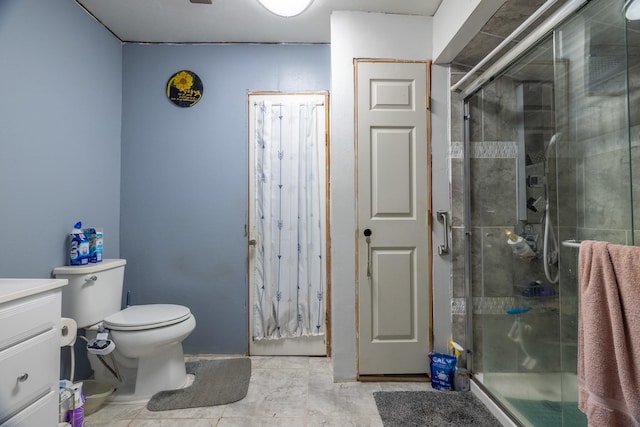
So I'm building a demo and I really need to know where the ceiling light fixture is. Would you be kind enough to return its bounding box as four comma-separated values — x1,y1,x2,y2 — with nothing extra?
625,0,640,20
257,0,314,17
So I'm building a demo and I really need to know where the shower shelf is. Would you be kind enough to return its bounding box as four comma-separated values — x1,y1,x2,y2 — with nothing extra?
513,282,558,307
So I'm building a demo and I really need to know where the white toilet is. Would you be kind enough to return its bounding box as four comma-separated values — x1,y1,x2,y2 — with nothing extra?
53,259,196,402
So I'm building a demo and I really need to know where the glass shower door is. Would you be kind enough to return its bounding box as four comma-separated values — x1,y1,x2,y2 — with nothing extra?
465,33,571,426
554,2,634,424
464,0,639,426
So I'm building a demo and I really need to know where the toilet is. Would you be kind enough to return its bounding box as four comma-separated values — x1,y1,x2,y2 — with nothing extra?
53,259,196,402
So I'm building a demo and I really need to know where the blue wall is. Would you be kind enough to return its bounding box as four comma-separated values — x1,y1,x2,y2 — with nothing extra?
0,0,122,277
0,0,330,355
121,44,330,354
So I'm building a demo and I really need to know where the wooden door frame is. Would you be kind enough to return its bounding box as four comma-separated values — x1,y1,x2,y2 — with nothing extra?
246,91,332,356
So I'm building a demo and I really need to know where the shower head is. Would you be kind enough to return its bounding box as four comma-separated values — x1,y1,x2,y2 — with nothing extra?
625,0,640,20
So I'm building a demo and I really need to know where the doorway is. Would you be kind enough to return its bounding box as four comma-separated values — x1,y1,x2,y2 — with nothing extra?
248,92,330,356
355,60,431,375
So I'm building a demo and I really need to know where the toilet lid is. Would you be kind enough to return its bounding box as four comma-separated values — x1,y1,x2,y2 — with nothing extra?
103,304,191,331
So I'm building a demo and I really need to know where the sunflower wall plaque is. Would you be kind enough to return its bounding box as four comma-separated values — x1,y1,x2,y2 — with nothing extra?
166,70,203,107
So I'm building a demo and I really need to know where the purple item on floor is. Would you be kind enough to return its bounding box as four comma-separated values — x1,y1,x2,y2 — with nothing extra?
67,406,84,427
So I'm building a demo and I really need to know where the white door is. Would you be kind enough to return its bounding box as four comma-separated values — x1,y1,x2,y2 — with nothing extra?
248,92,328,356
356,60,431,375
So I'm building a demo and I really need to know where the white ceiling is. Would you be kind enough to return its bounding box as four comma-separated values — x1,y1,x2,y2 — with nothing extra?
76,0,443,44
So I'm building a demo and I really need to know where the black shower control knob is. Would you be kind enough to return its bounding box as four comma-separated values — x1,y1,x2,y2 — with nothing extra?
364,229,372,237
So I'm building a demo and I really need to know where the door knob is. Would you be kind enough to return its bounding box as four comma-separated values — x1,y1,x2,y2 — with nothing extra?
364,229,372,237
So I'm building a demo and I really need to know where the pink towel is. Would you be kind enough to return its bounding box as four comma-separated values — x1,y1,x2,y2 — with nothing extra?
578,240,640,426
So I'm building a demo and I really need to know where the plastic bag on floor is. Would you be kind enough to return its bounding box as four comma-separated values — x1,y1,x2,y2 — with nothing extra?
429,352,457,391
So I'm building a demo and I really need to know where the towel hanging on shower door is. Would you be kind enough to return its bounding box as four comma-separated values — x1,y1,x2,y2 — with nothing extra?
578,240,640,426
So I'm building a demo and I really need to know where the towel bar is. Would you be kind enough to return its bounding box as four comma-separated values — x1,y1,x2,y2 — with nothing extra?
562,239,582,248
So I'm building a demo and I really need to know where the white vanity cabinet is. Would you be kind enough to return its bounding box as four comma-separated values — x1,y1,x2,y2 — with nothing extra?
0,279,68,427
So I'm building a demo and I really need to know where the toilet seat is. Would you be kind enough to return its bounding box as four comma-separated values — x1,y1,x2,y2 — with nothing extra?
103,304,192,331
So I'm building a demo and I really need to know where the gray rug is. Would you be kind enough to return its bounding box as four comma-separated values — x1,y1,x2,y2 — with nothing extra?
147,358,251,411
374,391,500,427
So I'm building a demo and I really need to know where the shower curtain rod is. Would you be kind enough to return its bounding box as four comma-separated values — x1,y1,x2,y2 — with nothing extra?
450,0,560,93
452,0,588,98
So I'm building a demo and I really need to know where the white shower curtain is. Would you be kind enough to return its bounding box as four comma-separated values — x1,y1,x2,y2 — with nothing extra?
253,98,326,340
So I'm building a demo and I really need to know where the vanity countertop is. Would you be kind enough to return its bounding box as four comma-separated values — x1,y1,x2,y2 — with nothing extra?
0,278,68,304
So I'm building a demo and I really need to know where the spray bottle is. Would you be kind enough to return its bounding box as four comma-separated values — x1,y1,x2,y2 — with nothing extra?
449,340,470,392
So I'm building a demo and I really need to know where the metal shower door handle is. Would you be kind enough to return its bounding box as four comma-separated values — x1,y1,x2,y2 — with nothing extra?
437,211,449,255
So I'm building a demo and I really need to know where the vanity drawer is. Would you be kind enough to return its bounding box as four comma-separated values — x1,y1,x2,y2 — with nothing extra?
0,291,60,350
2,390,58,427
0,328,59,422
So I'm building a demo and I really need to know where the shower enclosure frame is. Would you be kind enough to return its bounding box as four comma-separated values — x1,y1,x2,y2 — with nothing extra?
458,0,591,361
455,0,629,425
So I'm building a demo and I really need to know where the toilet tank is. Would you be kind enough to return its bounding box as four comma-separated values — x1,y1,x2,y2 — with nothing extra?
53,259,127,328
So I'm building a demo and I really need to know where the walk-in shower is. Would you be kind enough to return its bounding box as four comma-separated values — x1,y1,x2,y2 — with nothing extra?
454,0,640,425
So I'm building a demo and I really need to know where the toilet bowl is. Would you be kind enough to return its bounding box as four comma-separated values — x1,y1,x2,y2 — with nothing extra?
101,304,196,401
105,304,194,358
53,259,196,403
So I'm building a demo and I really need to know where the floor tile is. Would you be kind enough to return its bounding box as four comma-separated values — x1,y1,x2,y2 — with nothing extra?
309,356,332,372
307,371,381,417
81,355,440,426
128,420,218,427
307,417,384,427
250,355,311,370
377,380,432,392
84,420,133,427
216,417,306,426
86,402,145,420
222,367,309,418
136,404,225,419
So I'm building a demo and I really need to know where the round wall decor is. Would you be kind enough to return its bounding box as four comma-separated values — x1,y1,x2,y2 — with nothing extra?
166,70,203,108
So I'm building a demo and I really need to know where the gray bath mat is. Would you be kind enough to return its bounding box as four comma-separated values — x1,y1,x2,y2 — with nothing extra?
147,358,251,411
374,390,500,427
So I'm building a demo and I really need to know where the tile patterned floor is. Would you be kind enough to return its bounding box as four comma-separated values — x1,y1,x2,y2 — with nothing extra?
83,356,433,427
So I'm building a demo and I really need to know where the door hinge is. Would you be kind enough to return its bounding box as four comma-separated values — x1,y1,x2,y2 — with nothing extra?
425,96,431,111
